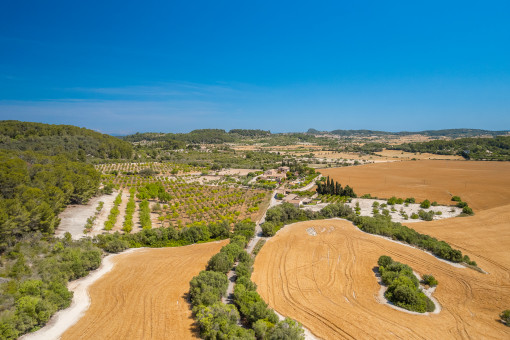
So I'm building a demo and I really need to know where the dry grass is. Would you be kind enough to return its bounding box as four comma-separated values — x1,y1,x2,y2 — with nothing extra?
62,240,228,340
252,219,510,339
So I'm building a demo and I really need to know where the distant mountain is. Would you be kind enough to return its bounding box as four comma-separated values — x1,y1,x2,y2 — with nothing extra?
306,128,510,138
0,120,133,159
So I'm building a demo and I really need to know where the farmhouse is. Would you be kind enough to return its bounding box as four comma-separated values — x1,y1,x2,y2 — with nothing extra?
261,169,286,181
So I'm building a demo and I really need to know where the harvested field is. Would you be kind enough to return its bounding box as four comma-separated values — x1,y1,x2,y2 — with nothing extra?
374,149,464,160
62,240,228,340
318,160,510,211
252,219,510,339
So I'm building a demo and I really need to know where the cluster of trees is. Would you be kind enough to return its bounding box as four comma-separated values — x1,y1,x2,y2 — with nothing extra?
0,233,102,339
136,183,172,202
377,256,435,313
0,150,100,249
316,176,356,197
0,121,132,160
391,136,510,161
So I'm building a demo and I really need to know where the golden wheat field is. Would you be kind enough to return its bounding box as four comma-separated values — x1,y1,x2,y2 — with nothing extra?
253,160,510,339
62,240,228,340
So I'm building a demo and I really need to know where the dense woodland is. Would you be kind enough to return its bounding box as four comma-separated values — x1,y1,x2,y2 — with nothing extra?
0,149,100,249
0,121,133,160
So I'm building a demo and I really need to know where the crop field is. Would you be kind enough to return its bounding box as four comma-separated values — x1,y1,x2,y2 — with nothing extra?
318,160,510,211
61,240,228,340
252,219,510,339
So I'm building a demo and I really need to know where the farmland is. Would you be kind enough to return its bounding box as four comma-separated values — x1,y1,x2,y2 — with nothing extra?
252,219,510,339
318,160,510,211
253,160,510,339
92,162,271,233
61,240,228,340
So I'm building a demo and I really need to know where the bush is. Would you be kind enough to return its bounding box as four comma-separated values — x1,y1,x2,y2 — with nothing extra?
500,309,510,326
405,197,415,203
451,196,462,202
420,200,431,209
422,274,438,287
462,206,474,215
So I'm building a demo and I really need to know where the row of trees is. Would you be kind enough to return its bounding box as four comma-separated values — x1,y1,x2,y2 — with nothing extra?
316,176,356,197
189,221,305,339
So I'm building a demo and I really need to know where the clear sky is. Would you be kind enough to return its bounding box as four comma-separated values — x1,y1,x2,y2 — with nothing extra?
1,1,509,134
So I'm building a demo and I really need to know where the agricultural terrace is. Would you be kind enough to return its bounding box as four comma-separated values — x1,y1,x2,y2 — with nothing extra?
95,163,271,232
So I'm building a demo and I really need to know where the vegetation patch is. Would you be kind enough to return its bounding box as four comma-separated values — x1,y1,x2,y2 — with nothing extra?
377,256,436,313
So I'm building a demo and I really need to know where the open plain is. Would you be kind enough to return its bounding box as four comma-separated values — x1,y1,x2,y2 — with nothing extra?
254,160,510,339
61,240,228,340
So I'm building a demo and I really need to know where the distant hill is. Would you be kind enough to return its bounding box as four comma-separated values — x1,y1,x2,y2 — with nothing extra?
307,128,510,138
0,120,133,160
124,128,272,144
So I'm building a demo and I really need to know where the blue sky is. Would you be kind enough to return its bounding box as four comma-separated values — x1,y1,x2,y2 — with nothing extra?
1,1,509,134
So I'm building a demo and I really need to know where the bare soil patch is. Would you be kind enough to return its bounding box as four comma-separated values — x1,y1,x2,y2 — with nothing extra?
252,219,510,339
62,240,228,340
55,193,116,240
318,160,510,211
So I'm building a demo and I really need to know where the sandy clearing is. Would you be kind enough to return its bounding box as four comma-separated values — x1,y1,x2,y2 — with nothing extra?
61,241,228,340
253,219,510,339
55,192,117,240
318,160,510,211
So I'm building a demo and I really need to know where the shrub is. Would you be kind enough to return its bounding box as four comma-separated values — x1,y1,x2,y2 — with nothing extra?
451,196,462,202
422,274,438,287
462,206,474,215
405,197,415,203
500,310,510,326
420,200,431,209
